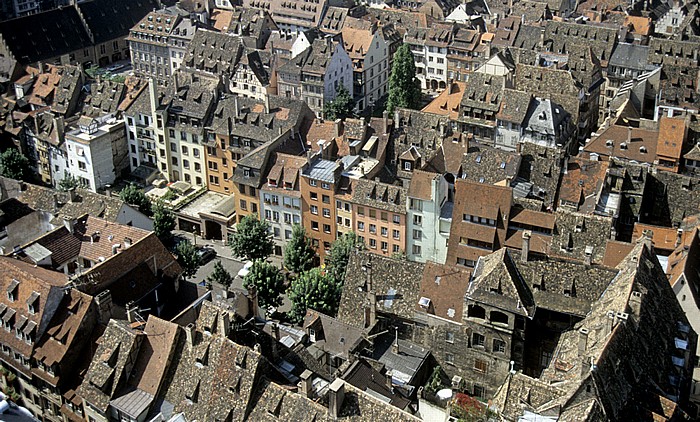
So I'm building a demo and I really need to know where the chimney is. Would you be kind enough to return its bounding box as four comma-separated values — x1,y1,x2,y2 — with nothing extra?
148,78,158,117
328,379,345,418
94,290,113,325
367,294,377,328
578,328,589,355
521,230,531,262
104,184,112,198
610,226,617,240
627,126,632,144
272,322,280,340
439,121,446,137
385,370,393,390
392,328,399,354
185,323,196,349
112,243,121,255
234,95,240,119
382,110,389,134
53,193,59,210
394,110,400,130
264,94,270,114
173,73,179,91
334,118,343,138
629,291,642,318
124,237,133,248
126,301,138,323
584,245,593,266
300,369,313,398
63,217,76,234
218,311,230,338
68,187,78,203
676,229,684,248
247,284,260,318
448,78,455,94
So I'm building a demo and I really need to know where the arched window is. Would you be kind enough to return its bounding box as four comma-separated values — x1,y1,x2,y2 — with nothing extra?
490,311,509,326
468,304,486,319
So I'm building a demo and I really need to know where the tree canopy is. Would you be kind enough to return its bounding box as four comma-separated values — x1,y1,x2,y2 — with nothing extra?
228,215,274,261
287,267,342,323
119,183,152,216
208,260,234,290
0,149,31,181
174,239,200,280
243,259,285,311
325,232,364,285
323,85,354,121
153,201,176,243
58,173,82,192
283,224,316,274
386,44,422,114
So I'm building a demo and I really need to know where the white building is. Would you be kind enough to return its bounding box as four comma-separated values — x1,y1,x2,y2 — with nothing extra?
60,115,128,192
406,170,451,264
123,84,159,173
341,25,390,112
404,25,453,91
260,154,307,257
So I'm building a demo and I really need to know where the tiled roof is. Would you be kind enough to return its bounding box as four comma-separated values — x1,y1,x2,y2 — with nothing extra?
183,29,244,76
407,170,438,201
656,116,685,160
548,209,612,264
350,179,407,214
632,223,688,252
602,239,635,268
19,184,131,224
583,123,658,164
417,261,471,322
515,142,564,207
337,251,424,329
421,82,466,120
559,158,609,209
458,142,521,185
302,309,365,360
496,89,531,124
78,0,160,44
468,249,535,316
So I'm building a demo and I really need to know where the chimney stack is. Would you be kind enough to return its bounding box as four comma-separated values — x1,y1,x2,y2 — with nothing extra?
367,294,377,328
68,187,78,203
394,110,400,130
521,230,531,262
185,323,196,349
124,237,133,248
676,229,684,248
126,301,138,323
234,95,240,119
578,328,589,355
218,311,230,338
63,217,76,234
94,290,113,325
334,118,343,138
264,94,270,114
148,78,158,117
382,110,389,134
328,379,345,418
627,126,632,144
300,369,313,398
112,243,121,255
392,328,399,354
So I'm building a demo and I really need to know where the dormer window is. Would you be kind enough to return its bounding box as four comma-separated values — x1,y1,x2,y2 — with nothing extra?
404,161,412,171
6,279,19,302
244,168,251,177
27,291,39,315
268,178,277,187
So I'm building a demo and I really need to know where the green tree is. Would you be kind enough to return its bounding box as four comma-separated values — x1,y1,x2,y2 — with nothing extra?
208,260,234,290
119,183,152,216
287,267,341,323
386,44,422,114
283,224,316,274
243,260,285,311
153,201,176,243
425,365,444,394
0,149,31,181
325,232,364,285
175,239,200,280
228,214,274,261
58,172,82,191
323,85,353,120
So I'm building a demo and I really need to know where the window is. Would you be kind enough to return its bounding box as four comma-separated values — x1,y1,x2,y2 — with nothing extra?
393,214,401,224
321,182,330,190
473,385,485,399
209,175,219,184
322,195,330,203
78,161,87,171
357,207,365,216
369,238,377,248
381,241,388,251
182,145,189,155
540,351,553,369
493,339,506,353
310,192,318,200
472,333,485,347
285,230,292,239
393,229,400,239
413,215,422,225
358,222,365,231
446,331,455,343
369,224,377,234
474,359,488,373
404,161,412,171
392,245,400,253
309,180,317,187
311,205,318,215
323,224,331,234
446,352,454,365
412,244,421,255
369,209,376,219
380,212,388,222
323,208,331,218
312,221,319,231
239,199,247,210
381,227,388,237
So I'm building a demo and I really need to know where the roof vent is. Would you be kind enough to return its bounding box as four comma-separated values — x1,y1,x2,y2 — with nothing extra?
418,297,431,308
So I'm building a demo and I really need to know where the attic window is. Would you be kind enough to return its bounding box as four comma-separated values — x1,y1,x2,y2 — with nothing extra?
26,291,40,315
475,155,482,163
639,146,647,153
620,142,628,150
605,140,613,148
419,297,431,308
6,279,19,302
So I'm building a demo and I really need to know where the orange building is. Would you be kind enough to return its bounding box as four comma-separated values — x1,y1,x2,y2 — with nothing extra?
300,155,343,262
350,179,407,257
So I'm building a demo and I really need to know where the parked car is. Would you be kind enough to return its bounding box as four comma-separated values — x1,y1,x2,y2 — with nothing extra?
105,63,126,72
237,261,254,278
196,247,217,264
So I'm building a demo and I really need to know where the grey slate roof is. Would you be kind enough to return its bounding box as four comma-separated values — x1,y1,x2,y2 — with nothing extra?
609,43,651,71
182,29,244,76
457,142,521,185
302,159,339,183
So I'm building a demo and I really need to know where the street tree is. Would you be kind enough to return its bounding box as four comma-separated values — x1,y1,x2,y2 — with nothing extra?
208,260,234,290
228,214,274,261
175,239,200,280
0,149,31,181
58,173,82,191
283,224,316,274
325,231,364,284
119,183,152,216
323,85,353,121
287,267,341,323
386,43,421,114
153,201,176,243
243,259,285,311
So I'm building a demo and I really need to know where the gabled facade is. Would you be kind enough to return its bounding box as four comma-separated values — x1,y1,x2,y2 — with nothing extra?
406,170,451,264
341,25,390,112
